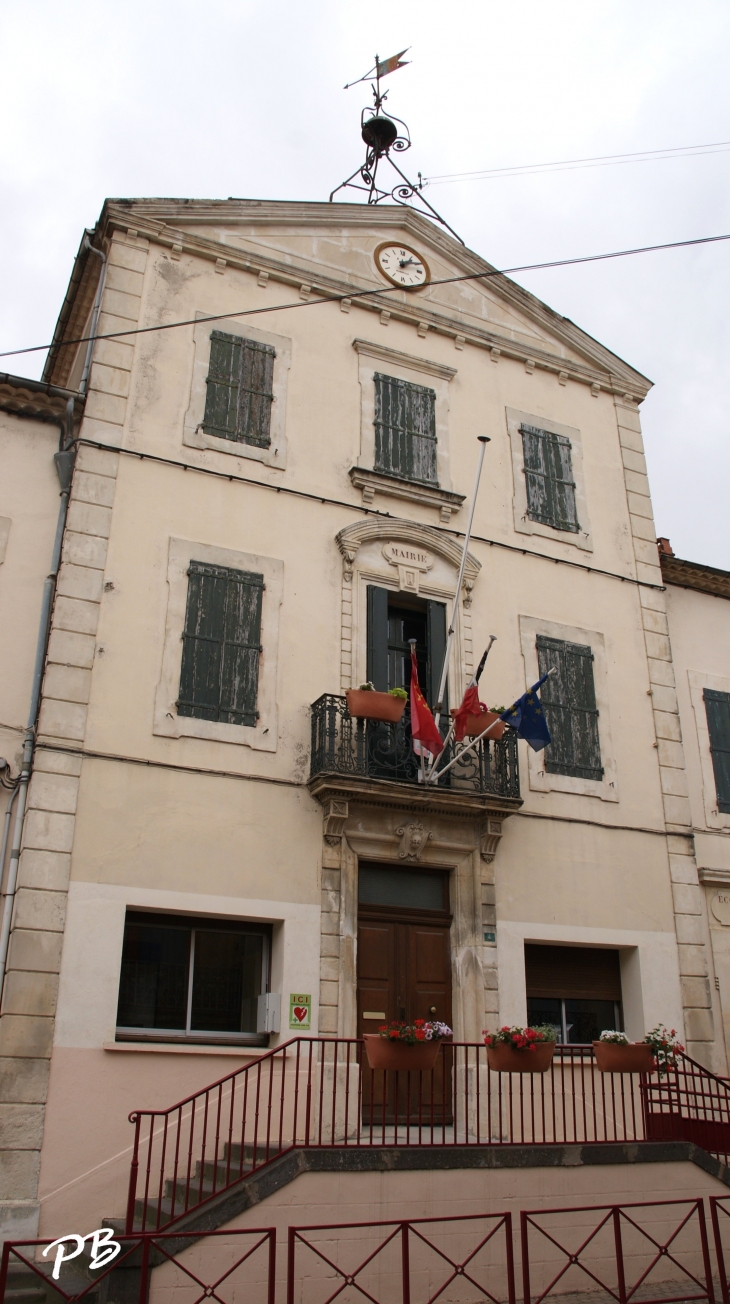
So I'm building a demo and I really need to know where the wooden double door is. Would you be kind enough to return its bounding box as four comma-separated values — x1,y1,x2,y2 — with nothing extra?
357,903,453,1122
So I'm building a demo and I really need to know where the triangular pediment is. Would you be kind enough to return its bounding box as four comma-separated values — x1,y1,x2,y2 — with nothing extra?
46,198,652,396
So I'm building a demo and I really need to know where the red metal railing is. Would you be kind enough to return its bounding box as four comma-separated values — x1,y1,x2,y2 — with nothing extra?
124,1039,730,1234
710,1197,730,1304
0,1227,276,1304
287,1212,516,1304
521,1199,715,1304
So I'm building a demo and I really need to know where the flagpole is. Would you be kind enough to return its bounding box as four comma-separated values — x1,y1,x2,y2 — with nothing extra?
428,666,558,784
432,436,490,734
425,634,497,779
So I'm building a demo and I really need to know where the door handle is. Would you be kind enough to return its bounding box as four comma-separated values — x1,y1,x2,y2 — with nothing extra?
430,1007,437,1015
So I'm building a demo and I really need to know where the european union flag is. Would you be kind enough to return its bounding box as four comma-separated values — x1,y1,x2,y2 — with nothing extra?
499,673,552,752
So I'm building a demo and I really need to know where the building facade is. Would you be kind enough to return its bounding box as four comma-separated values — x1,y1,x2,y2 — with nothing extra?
0,198,729,1241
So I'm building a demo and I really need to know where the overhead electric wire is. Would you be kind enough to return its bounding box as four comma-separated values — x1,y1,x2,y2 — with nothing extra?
423,139,730,185
1,230,729,363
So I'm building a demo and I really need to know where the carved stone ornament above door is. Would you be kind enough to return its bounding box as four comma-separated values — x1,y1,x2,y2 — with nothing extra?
336,519,480,586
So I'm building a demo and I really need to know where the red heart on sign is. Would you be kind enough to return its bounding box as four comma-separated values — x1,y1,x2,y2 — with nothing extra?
293,1006,308,1023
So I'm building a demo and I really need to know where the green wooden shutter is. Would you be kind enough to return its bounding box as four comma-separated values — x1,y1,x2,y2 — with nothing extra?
521,424,579,532
366,586,389,691
374,373,437,484
426,599,448,720
178,562,263,726
203,331,275,447
704,689,730,813
537,635,602,780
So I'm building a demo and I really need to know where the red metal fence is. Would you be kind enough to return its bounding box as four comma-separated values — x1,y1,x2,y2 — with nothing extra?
287,1213,515,1304
5,1199,730,1304
0,1227,276,1304
125,1038,730,1233
521,1199,715,1304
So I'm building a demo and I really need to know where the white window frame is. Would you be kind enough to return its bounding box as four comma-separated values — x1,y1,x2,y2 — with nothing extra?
688,670,730,831
506,407,593,553
183,313,291,469
519,614,618,802
153,537,283,752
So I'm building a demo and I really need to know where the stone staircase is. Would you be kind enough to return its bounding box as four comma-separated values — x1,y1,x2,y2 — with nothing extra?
130,1140,284,1231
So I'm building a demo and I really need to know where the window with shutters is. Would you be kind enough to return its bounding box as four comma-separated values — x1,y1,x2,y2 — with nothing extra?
178,561,263,726
202,331,275,447
537,634,603,781
521,424,579,533
366,586,447,714
506,409,592,552
374,373,438,485
704,689,730,814
154,538,282,752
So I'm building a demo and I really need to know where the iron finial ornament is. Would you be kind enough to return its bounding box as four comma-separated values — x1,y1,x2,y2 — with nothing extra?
330,53,465,245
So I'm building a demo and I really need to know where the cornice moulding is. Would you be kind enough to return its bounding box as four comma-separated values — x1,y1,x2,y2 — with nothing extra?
349,467,465,520
96,202,651,399
698,867,730,886
352,338,457,381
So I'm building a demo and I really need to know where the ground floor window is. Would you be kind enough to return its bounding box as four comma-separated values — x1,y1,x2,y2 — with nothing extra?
525,943,623,1043
116,912,270,1045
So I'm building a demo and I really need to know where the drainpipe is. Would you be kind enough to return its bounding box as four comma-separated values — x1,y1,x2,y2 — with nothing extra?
79,238,106,397
0,400,76,1007
0,782,20,894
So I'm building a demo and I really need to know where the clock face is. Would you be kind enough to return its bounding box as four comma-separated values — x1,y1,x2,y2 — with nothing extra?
375,243,430,289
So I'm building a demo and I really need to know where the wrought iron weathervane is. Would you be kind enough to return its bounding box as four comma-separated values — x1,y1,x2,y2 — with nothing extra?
330,50,464,245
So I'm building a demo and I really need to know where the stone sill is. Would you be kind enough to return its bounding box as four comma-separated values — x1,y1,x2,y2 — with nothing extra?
309,771,522,820
104,1041,263,1058
349,467,465,523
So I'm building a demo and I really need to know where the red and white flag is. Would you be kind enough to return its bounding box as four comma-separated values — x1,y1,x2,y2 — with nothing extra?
452,682,486,743
410,644,444,758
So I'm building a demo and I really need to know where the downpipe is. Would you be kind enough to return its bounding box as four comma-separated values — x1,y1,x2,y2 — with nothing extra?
0,401,76,1007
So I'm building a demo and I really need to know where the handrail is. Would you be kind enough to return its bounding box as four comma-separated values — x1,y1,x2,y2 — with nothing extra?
124,1039,730,1236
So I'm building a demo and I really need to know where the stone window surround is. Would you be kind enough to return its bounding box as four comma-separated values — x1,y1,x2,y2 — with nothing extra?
335,518,480,694
688,670,730,832
496,918,684,1041
153,537,283,752
506,407,593,553
519,614,619,802
53,881,321,1050
352,339,459,516
182,313,291,470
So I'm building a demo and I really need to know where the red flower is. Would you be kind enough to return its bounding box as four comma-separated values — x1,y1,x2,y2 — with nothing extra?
415,1029,426,1041
414,1019,425,1027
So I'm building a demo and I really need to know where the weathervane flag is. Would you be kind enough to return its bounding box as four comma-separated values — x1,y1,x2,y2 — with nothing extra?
377,49,410,78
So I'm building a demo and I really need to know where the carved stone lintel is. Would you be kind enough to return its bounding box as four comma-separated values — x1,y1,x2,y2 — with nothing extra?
323,797,349,846
480,818,504,864
396,821,433,862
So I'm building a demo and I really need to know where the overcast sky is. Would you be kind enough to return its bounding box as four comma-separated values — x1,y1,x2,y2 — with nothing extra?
2,0,728,567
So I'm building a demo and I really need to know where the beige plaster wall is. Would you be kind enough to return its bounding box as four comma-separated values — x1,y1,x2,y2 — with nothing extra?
152,1162,727,1304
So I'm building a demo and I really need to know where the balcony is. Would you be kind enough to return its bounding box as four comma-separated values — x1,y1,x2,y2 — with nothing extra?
308,694,521,816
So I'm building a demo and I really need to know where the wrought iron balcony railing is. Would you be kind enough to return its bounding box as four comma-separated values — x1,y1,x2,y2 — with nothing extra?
309,694,520,799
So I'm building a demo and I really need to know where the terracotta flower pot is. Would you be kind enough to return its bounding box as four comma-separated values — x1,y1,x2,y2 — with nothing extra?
363,1034,442,1071
486,1041,555,1073
593,1041,656,1074
346,690,407,724
450,708,505,740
